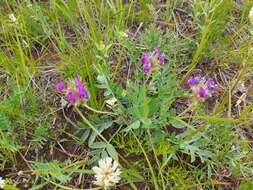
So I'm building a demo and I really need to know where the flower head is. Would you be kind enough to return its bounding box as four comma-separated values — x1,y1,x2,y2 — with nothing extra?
92,157,121,188
187,75,217,101
0,177,5,189
249,7,253,25
56,76,90,105
140,47,166,73
9,13,17,22
187,76,205,87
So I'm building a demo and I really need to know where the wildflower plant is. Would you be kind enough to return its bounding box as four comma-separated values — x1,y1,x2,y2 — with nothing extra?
56,76,90,106
1,2,253,190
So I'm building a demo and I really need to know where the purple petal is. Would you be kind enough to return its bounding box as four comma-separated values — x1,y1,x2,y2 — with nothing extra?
141,53,149,64
143,63,151,73
198,87,206,97
75,77,90,100
159,53,166,65
206,78,217,92
74,75,82,86
155,47,161,54
56,80,65,93
66,91,77,104
77,85,90,99
187,76,199,86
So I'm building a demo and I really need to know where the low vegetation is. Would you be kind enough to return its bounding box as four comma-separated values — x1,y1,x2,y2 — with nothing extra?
0,0,253,189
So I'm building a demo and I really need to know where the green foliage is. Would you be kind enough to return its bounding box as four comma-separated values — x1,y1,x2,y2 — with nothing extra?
0,1,252,189
181,0,236,83
140,25,162,49
239,181,253,190
3,185,20,190
0,129,21,167
33,160,71,183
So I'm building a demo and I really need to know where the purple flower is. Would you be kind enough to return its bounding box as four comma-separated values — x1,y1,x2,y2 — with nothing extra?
75,77,90,100
141,53,151,73
143,63,151,73
66,91,77,104
206,78,217,92
198,87,206,97
76,84,90,99
56,80,65,93
141,53,149,64
187,75,217,100
187,76,200,86
155,47,161,54
159,53,166,65
74,75,82,84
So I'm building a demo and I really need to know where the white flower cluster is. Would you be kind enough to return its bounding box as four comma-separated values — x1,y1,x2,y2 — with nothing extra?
0,177,5,189
249,7,253,25
92,157,121,188
8,13,17,23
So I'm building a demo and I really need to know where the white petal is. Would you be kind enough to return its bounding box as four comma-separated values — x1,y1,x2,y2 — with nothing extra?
105,157,113,167
98,159,106,168
111,161,119,171
92,166,102,174
0,179,5,188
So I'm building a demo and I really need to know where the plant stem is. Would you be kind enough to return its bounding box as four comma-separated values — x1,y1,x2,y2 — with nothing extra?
74,106,108,144
83,104,117,115
131,131,160,190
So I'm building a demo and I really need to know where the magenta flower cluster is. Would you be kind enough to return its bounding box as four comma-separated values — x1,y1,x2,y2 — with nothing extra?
187,76,217,100
56,76,90,105
140,47,166,73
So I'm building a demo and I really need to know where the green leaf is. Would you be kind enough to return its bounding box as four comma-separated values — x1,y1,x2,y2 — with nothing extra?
89,142,107,149
238,181,253,190
106,144,118,161
169,117,187,129
0,114,11,131
123,120,140,132
80,130,90,143
32,161,70,183
88,122,113,146
4,185,20,190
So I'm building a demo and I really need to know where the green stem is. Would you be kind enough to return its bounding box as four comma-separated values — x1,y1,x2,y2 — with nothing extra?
42,176,101,190
146,128,166,190
83,104,117,115
131,131,160,190
74,106,108,143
